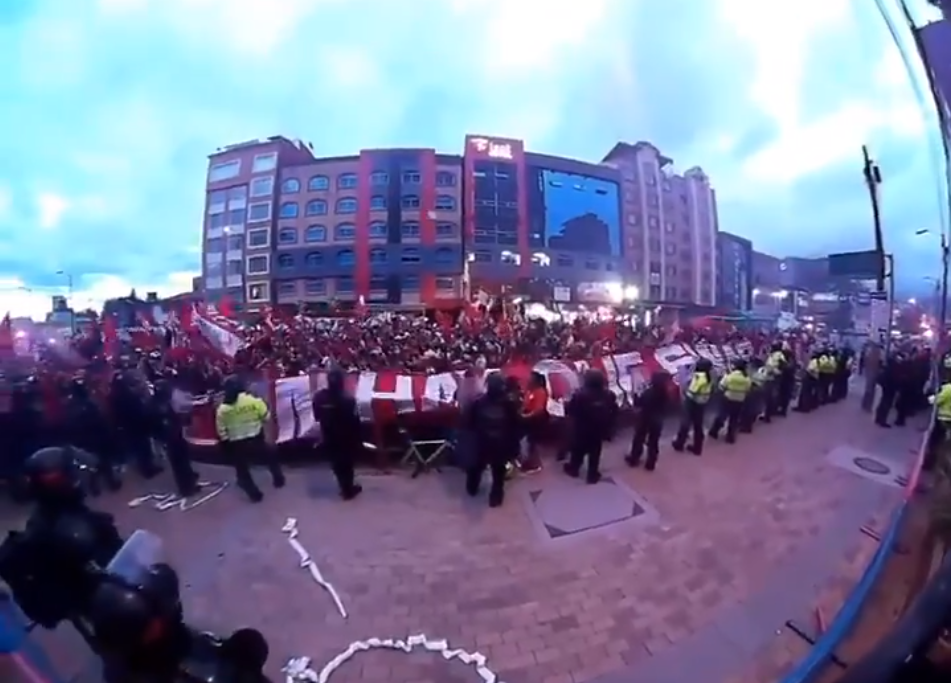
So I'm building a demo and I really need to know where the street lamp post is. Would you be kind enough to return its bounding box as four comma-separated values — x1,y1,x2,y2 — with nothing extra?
915,229,949,341
55,270,74,334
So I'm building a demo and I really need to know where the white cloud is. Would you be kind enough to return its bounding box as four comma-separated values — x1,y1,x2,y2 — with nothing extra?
35,192,69,230
0,185,12,223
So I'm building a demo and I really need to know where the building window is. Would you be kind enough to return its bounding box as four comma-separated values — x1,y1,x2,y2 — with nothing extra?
401,221,420,238
402,274,420,289
277,281,297,295
335,198,357,214
250,176,274,198
664,221,674,233
305,252,323,268
227,234,243,251
369,195,387,210
305,225,326,243
252,152,277,174
585,260,599,270
401,248,421,263
402,170,421,184
369,221,387,238
436,222,456,238
205,237,223,252
369,248,387,264
370,275,387,290
436,171,455,187
337,173,358,189
277,254,294,270
401,194,420,209
227,208,245,225
435,195,456,211
305,278,325,294
206,261,222,275
435,248,454,264
435,277,454,290
305,199,327,216
247,229,269,248
281,178,300,194
208,160,240,182
246,255,269,275
247,202,272,223
228,186,247,203
370,171,388,185
247,282,269,302
337,276,354,293
308,175,329,191
556,254,573,267
278,227,297,244
279,202,298,219
473,251,492,262
335,223,356,240
337,249,355,266
225,259,242,276
208,190,227,213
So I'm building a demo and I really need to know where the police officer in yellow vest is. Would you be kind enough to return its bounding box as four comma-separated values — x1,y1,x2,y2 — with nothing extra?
764,343,786,419
709,359,752,444
216,376,286,502
927,380,951,471
672,358,713,455
741,357,771,433
942,354,951,384
796,352,822,413
817,349,836,405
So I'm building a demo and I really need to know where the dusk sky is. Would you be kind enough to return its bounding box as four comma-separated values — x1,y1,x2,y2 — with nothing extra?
0,0,947,316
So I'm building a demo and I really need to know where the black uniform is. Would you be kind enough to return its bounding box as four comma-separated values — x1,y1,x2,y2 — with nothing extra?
150,381,200,497
875,355,901,428
465,375,520,507
62,381,122,491
564,370,618,484
110,373,163,479
627,371,670,471
776,349,796,416
312,370,363,500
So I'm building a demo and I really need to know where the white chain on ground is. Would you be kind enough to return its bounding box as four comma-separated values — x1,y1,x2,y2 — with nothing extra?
281,518,348,619
127,482,228,511
284,634,504,683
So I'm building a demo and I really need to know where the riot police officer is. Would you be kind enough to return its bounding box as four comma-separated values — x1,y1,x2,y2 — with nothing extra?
626,370,671,471
465,374,519,507
63,379,122,491
110,372,163,479
564,369,618,484
708,359,751,444
312,369,363,500
150,380,200,498
672,358,713,455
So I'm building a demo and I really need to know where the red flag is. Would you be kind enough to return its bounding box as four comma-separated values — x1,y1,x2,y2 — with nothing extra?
218,296,234,319
180,303,195,331
102,315,118,356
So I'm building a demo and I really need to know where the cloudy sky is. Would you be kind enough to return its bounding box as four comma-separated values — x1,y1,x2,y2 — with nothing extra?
0,0,947,317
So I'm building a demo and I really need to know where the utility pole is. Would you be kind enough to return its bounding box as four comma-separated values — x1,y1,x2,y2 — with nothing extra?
862,145,885,292
941,233,949,337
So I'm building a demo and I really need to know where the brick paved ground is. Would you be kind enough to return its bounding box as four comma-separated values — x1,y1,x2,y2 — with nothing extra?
0,395,923,683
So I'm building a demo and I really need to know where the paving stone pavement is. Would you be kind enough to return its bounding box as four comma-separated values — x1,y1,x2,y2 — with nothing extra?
0,395,924,683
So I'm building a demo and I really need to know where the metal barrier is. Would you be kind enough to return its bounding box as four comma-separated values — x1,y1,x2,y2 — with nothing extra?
779,383,938,683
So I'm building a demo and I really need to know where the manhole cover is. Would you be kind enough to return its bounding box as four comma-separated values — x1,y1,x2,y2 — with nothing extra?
853,456,891,475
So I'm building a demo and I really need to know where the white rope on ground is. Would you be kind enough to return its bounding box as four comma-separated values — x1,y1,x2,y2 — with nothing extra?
128,481,228,511
281,518,348,619
284,634,503,683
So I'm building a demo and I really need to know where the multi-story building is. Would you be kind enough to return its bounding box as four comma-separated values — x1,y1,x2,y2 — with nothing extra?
200,135,720,309
918,15,951,139
716,232,753,311
601,142,718,306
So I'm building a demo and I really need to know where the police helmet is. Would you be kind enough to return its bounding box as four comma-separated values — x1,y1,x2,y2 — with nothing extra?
733,359,748,373
695,358,713,372
771,342,783,353
23,446,84,504
326,367,346,393
485,373,506,397
583,369,606,390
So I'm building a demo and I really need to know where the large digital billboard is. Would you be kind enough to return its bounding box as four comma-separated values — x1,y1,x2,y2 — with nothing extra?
528,168,621,257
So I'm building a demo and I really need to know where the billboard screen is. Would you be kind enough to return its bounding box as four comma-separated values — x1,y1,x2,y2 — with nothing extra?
527,168,621,257
828,250,883,279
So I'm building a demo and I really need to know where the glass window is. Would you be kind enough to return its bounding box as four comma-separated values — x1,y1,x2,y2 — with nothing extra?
208,160,240,182
247,255,269,274
585,260,599,270
335,198,357,214
228,186,247,201
226,234,243,251
337,249,355,266
250,176,274,198
370,275,387,290
337,276,354,292
435,277,454,290
402,171,421,184
247,229,269,248
402,274,419,289
370,171,388,185
252,153,277,173
556,254,573,267
308,175,329,191
277,254,294,270
369,221,387,238
436,171,455,187
227,208,245,225
369,195,386,210
206,261,223,275
205,237,223,252
279,202,298,219
305,199,327,216
278,227,297,244
435,248,454,264
305,278,325,294
401,248,420,263
401,221,420,238
401,194,420,209
247,282,269,301
208,213,225,229
435,195,455,211
305,225,326,243
305,252,323,268
435,222,455,238
277,281,297,295
369,248,387,264
248,202,271,222
337,173,358,189
334,223,356,240
281,178,300,194
226,260,243,276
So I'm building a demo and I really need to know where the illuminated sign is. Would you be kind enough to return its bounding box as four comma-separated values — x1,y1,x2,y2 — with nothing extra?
470,137,513,160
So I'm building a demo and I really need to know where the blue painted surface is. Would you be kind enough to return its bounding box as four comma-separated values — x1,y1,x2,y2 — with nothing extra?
272,244,463,278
